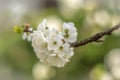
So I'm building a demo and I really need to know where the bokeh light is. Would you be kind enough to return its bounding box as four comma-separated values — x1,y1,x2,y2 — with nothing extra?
105,48,120,79
32,62,56,80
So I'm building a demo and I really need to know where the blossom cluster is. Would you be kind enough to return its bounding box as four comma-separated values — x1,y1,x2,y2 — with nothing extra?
23,19,77,67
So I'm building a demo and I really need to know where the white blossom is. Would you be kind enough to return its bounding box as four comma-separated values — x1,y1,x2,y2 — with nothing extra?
31,19,78,67
63,22,77,42
47,33,63,51
22,32,33,41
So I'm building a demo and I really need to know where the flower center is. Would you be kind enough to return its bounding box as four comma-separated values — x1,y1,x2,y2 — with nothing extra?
64,29,69,33
64,33,69,38
45,26,48,30
59,46,63,50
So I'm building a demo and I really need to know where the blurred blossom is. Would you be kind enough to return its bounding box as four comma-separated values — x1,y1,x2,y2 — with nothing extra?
32,62,56,80
85,14,95,26
111,16,120,26
111,66,120,79
60,0,97,11
58,0,80,19
94,10,111,27
111,16,120,36
85,10,111,28
105,48,120,79
61,0,84,9
90,65,113,80
59,0,97,19
83,0,97,11
43,16,62,31
90,64,107,80
106,49,120,69
9,2,27,24
100,72,113,80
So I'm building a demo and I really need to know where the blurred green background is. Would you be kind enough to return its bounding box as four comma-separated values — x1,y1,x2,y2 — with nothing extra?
0,0,120,80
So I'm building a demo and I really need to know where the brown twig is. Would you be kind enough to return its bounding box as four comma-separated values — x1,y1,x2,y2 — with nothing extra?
70,23,120,48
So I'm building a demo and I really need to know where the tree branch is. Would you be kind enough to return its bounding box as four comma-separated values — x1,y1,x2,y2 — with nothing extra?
70,23,120,48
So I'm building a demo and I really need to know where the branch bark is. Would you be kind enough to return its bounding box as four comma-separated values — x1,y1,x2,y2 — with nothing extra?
70,23,120,48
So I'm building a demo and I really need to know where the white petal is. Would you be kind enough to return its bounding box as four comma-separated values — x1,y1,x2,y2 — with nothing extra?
28,27,33,32
67,22,74,26
27,34,32,41
47,32,63,51
63,22,74,30
41,19,47,27
47,54,66,67
22,32,27,40
37,19,47,31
